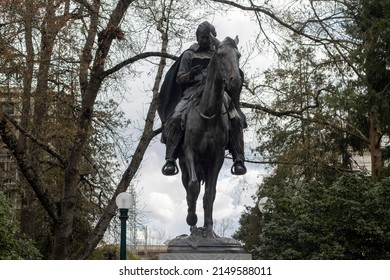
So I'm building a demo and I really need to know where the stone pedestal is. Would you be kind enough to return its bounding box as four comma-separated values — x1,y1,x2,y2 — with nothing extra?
159,233,252,260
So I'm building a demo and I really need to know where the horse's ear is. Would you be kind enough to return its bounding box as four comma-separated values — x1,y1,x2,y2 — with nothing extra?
210,32,220,49
234,35,239,45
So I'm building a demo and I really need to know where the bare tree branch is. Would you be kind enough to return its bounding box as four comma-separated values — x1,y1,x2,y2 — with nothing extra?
3,114,67,168
241,88,320,117
210,0,355,45
101,52,178,79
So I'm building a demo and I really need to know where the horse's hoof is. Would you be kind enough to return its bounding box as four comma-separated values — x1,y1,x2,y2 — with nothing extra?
186,212,198,226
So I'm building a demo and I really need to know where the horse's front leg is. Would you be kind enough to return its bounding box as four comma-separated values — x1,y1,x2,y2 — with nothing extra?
184,150,200,228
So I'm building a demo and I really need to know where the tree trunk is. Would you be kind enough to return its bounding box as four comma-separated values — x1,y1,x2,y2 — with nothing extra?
362,1,389,182
369,105,382,182
19,0,35,237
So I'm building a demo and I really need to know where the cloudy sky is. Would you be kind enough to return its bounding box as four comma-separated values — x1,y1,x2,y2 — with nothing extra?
120,11,272,243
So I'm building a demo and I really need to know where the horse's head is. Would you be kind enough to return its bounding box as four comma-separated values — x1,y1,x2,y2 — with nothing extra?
210,34,242,93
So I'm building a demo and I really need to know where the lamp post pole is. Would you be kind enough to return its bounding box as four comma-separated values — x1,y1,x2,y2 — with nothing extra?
116,192,133,260
119,208,129,260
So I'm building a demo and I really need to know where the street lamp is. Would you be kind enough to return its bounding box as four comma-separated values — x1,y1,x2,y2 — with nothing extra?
115,192,133,260
258,196,269,214
258,196,273,222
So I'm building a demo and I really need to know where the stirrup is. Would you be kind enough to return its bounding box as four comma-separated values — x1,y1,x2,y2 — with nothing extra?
161,160,179,176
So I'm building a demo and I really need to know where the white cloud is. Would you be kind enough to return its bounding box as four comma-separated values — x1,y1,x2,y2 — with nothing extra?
147,192,175,222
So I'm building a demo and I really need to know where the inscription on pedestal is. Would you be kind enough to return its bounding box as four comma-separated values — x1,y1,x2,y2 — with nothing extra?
159,252,252,260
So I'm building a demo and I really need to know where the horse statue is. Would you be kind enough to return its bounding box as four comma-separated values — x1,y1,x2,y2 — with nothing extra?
177,34,242,239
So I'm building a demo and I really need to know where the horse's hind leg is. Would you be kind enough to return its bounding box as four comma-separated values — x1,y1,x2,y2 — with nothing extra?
203,187,217,237
203,160,223,238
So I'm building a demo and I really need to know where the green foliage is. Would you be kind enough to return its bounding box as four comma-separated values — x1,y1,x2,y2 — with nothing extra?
235,173,390,259
0,192,42,260
235,0,390,260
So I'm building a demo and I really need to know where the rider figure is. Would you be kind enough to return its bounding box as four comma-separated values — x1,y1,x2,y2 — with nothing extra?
159,21,247,176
